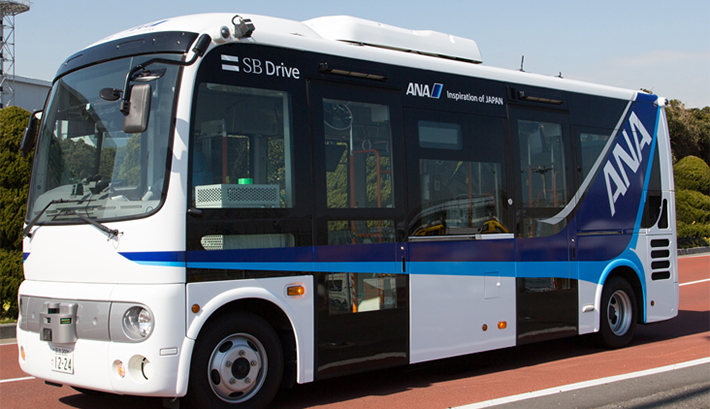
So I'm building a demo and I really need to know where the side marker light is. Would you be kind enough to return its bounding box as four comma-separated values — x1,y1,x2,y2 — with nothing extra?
498,321,507,330
114,360,126,378
192,304,200,313
287,286,305,297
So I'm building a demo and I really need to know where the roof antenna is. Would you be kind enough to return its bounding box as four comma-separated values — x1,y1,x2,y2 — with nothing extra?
519,55,525,72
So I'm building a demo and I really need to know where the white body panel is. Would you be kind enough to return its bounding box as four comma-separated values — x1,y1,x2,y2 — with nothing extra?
410,271,516,363
638,107,679,323
578,280,601,334
18,280,186,395
184,276,315,386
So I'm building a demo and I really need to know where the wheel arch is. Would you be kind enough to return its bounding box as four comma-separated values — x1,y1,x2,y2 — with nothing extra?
597,261,645,324
179,278,315,397
196,297,297,389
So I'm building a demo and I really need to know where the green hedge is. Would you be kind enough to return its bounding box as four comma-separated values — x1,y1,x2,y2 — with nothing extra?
674,155,710,248
0,106,31,320
0,249,23,318
674,155,710,193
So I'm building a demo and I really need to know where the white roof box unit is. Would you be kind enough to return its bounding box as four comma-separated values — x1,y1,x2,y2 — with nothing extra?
304,16,482,64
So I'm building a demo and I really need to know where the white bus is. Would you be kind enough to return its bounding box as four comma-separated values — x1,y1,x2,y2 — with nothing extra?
17,13,678,409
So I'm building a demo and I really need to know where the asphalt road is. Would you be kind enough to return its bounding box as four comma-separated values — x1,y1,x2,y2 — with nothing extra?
1,254,708,409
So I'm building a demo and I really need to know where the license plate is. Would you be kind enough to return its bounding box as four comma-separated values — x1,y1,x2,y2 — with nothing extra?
50,346,74,374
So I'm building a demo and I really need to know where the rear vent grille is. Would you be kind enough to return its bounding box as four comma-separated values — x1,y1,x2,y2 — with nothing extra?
650,239,672,281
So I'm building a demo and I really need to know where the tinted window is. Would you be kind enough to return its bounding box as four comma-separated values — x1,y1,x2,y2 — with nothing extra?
190,84,295,209
323,99,394,209
409,113,509,237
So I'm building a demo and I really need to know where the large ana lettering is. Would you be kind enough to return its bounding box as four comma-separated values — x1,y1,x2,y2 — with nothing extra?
604,112,653,216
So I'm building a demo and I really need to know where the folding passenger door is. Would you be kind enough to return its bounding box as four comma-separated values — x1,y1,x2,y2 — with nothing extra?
309,80,409,378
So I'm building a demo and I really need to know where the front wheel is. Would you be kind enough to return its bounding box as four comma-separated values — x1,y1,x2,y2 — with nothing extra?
185,312,283,409
597,277,637,349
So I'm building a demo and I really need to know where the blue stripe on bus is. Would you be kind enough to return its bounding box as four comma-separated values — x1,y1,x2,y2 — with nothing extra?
120,249,578,281
119,251,186,267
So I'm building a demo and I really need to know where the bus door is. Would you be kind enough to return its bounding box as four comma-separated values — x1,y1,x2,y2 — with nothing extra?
509,105,579,344
309,80,409,378
403,108,516,363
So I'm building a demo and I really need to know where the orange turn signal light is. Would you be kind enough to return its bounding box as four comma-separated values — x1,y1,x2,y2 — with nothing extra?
114,360,126,378
287,285,305,297
498,321,507,330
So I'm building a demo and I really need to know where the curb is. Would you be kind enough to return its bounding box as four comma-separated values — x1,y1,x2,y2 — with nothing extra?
0,323,16,341
677,246,710,256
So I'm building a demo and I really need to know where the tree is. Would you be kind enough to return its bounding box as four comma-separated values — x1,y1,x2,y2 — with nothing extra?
0,106,31,319
666,100,710,166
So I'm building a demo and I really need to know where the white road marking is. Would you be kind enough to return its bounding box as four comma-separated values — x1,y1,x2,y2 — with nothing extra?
680,278,710,286
454,357,710,409
0,376,35,384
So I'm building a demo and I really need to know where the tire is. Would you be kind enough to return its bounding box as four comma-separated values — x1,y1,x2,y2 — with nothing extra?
597,277,637,349
185,312,283,409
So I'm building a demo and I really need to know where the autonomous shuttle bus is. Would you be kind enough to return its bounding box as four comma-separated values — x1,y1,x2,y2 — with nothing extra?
17,13,678,408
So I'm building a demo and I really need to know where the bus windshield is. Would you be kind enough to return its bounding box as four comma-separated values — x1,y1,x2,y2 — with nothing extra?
26,55,181,225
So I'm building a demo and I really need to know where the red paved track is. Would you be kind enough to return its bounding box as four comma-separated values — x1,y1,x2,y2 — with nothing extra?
1,255,708,409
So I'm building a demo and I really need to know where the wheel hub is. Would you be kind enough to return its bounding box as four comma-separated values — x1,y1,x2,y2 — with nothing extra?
607,290,632,336
208,334,266,403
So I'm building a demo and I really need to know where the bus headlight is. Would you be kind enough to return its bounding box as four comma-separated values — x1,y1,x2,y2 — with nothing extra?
122,306,154,340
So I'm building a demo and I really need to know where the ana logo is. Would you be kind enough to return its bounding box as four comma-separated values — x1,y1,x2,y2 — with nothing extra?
406,82,443,98
603,112,653,216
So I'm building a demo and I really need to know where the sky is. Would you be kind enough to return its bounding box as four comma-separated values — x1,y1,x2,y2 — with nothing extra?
9,0,710,108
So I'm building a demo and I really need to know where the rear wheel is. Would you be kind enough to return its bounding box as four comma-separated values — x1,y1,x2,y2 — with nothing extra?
185,312,283,409
597,277,637,349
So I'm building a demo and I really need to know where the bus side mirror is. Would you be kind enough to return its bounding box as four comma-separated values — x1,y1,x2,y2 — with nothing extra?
122,83,151,134
20,110,42,157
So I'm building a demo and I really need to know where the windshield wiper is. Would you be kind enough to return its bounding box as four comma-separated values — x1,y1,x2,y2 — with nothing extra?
22,198,120,240
63,210,120,239
22,198,86,238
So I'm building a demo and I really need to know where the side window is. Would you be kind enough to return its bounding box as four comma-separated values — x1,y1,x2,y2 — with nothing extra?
519,120,567,208
326,272,399,314
641,138,664,228
190,83,294,209
324,99,394,210
188,83,298,252
576,127,612,181
517,119,570,237
410,114,509,237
